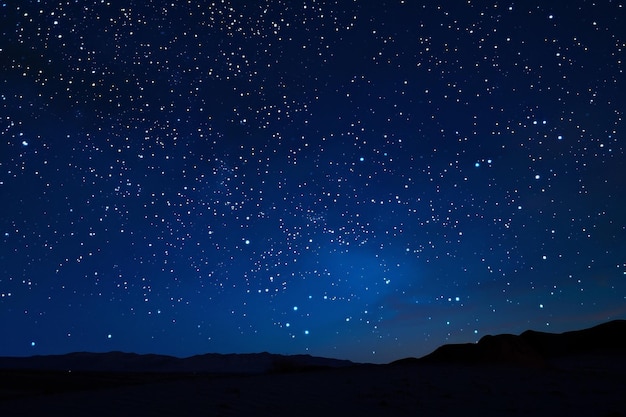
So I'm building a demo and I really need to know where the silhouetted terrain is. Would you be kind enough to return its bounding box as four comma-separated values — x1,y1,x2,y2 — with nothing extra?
1,320,625,416
417,319,626,368
0,351,354,374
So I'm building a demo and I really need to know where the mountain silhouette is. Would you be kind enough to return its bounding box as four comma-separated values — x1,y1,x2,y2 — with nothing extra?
417,319,626,367
0,351,355,374
2,320,625,373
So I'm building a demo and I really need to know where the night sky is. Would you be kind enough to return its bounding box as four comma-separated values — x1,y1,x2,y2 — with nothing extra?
1,1,625,364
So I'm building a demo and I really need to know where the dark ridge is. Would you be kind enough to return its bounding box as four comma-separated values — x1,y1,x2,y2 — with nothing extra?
520,319,626,357
2,320,624,373
417,319,626,367
0,351,356,375
389,357,421,366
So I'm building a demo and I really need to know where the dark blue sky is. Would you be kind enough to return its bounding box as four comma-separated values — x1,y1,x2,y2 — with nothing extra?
1,0,625,363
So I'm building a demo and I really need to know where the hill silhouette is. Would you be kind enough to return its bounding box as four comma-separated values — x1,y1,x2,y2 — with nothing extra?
416,319,626,367
0,351,355,374
1,321,625,416
2,320,625,372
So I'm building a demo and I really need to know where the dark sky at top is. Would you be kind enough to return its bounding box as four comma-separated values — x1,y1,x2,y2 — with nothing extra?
1,0,625,363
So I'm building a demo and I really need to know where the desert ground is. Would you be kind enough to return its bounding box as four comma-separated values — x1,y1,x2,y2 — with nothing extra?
1,355,625,417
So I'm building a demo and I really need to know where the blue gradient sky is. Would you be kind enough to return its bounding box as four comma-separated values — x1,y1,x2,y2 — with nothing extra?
1,0,625,363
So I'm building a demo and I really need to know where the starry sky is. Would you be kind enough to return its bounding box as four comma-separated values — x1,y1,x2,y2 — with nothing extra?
1,0,625,364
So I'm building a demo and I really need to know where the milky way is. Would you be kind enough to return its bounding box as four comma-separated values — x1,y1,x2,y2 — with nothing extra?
1,1,625,363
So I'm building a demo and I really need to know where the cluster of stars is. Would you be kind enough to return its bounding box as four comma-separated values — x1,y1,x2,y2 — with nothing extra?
1,1,625,363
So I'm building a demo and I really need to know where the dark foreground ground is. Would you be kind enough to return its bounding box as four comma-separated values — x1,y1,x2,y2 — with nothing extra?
1,354,625,417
